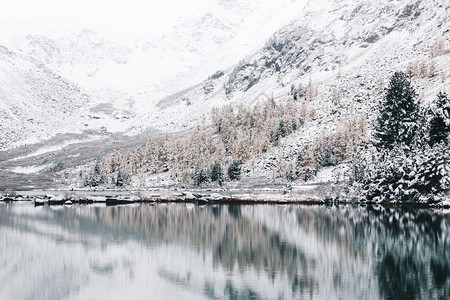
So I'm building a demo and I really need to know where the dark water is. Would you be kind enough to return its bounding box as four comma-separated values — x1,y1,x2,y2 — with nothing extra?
0,202,448,300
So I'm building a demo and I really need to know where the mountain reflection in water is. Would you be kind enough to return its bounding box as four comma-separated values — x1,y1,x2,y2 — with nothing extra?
0,203,448,300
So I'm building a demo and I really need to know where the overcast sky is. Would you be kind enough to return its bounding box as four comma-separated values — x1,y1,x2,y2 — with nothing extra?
1,0,211,39
0,0,308,44
2,0,209,21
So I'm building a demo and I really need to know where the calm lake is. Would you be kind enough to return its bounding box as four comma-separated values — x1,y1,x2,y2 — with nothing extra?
0,202,448,300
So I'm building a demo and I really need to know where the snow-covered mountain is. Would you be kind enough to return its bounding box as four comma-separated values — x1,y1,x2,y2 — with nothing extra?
156,0,449,121
0,0,309,151
0,45,91,149
129,0,449,171
0,0,449,189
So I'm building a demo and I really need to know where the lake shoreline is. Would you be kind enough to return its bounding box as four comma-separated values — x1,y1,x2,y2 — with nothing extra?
1,189,449,208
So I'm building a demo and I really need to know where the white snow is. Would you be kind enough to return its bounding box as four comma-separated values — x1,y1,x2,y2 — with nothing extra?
11,164,52,174
92,196,107,202
0,0,311,151
1,0,449,193
9,137,100,161
184,192,196,201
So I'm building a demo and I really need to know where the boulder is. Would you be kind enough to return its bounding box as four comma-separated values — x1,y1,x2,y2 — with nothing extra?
34,197,45,205
209,193,223,199
184,192,196,201
51,195,64,201
92,196,107,202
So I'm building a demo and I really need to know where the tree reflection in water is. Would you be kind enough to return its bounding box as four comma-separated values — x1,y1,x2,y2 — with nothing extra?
0,203,448,299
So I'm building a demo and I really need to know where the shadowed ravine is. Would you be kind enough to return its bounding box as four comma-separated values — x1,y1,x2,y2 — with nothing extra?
0,203,448,299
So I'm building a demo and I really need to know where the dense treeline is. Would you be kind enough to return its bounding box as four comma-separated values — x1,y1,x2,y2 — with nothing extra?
83,97,304,186
78,70,449,204
350,72,450,202
78,90,367,187
66,70,448,203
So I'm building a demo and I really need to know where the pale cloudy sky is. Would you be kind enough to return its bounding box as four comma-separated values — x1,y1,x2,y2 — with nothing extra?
2,0,209,22
1,0,211,38
0,0,309,46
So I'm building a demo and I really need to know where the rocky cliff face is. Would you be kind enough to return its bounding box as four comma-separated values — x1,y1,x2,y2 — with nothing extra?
176,0,448,104
153,0,449,144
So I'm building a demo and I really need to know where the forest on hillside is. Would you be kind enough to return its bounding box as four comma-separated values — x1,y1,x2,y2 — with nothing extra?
71,71,449,203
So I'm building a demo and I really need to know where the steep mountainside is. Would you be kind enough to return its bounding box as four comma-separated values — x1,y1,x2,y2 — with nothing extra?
1,0,449,189
99,0,450,188
0,45,90,149
0,0,310,152
110,0,447,186
153,0,449,128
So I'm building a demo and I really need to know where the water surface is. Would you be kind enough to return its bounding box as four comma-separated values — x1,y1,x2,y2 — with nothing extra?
0,202,448,299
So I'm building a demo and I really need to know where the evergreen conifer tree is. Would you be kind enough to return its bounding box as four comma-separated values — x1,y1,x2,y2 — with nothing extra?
195,168,210,186
92,163,101,186
373,72,420,150
413,144,450,194
211,162,224,185
287,164,297,182
296,152,303,171
428,92,450,146
228,160,241,181
276,120,286,139
292,118,298,131
116,169,124,186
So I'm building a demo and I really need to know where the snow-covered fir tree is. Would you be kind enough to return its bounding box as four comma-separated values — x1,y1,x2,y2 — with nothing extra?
428,92,450,146
373,71,420,150
351,73,449,202
210,162,224,185
228,160,241,181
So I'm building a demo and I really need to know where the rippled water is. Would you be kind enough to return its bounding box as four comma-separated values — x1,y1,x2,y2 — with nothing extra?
0,202,448,300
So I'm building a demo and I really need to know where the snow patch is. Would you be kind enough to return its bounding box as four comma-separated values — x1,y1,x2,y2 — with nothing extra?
10,137,100,161
11,164,52,174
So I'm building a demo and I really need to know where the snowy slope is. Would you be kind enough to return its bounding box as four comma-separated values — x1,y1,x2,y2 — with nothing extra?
116,0,450,187
1,0,449,187
122,0,448,145
0,45,91,149
0,0,309,151
155,0,449,115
